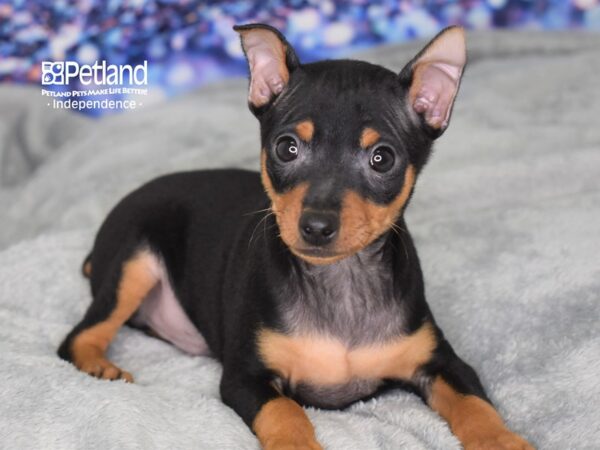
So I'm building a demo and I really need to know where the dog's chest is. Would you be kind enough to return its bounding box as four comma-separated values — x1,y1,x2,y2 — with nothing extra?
262,254,428,408
258,326,435,408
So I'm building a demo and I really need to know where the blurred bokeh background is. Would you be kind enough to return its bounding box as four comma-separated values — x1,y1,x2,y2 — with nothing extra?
1,0,599,116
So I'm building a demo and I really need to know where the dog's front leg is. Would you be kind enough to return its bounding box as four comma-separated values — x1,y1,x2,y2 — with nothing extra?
423,340,534,450
220,369,322,450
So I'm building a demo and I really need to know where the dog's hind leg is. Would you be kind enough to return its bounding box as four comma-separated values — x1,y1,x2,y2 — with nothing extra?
58,248,159,382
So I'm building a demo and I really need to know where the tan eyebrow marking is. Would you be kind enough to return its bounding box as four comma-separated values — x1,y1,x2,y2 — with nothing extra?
295,120,314,142
360,127,380,149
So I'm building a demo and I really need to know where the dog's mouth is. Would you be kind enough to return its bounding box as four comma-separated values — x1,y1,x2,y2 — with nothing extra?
293,246,337,258
289,245,353,265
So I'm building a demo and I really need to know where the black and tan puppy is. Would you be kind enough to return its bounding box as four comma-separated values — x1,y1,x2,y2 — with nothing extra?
58,24,533,450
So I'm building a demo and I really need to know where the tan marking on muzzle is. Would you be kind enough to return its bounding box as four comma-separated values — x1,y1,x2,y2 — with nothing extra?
360,127,380,149
261,152,416,265
261,151,308,250
333,164,416,259
295,120,314,142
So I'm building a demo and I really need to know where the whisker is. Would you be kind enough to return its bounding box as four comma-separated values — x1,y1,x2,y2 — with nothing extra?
243,207,273,217
262,213,277,241
390,222,409,235
248,211,274,249
390,223,410,262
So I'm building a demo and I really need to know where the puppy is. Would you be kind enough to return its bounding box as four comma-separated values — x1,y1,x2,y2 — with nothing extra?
58,24,534,450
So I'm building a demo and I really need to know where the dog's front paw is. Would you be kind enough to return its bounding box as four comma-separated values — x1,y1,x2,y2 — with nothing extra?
77,357,134,383
254,398,323,450
261,436,323,450
463,429,534,450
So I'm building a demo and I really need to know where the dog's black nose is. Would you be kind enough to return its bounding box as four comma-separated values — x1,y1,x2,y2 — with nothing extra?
299,211,339,246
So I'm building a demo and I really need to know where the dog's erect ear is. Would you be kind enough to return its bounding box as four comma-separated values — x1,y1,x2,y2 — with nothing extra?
400,26,466,137
234,24,300,111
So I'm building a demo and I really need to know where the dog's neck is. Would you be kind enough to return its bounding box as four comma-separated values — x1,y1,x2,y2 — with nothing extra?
278,230,410,346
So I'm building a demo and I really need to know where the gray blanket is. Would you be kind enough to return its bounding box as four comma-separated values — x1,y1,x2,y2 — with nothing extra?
0,31,599,449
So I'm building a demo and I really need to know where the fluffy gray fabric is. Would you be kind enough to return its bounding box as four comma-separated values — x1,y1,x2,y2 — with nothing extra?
0,31,598,449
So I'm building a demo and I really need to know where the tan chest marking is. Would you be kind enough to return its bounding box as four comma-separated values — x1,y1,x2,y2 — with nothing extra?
257,322,436,386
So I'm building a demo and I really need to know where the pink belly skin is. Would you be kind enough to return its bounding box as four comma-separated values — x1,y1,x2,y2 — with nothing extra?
132,258,210,356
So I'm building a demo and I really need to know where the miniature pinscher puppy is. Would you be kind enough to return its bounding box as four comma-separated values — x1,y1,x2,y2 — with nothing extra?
58,24,534,450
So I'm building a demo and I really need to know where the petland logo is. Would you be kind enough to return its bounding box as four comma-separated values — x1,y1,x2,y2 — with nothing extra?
41,60,148,86
40,60,149,113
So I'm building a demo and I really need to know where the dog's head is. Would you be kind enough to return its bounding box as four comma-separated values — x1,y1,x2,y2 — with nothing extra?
235,24,466,264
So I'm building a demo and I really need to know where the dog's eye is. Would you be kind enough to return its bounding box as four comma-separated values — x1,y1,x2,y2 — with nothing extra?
275,137,299,162
369,147,395,172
